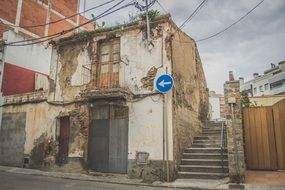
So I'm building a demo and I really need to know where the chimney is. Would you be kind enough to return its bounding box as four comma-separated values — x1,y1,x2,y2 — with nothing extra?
253,73,259,79
229,71,235,81
239,77,244,85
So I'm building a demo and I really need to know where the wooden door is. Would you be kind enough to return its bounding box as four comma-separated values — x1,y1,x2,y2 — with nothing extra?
89,104,128,173
243,107,278,170
58,116,70,164
272,99,285,169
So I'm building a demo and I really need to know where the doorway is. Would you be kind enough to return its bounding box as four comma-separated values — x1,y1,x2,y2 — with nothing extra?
57,116,70,164
88,104,128,173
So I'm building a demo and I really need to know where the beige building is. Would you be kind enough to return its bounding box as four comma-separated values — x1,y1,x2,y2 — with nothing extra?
0,15,208,182
249,95,285,107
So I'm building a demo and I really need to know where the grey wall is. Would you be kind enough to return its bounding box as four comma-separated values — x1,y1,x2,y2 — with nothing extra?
0,112,26,167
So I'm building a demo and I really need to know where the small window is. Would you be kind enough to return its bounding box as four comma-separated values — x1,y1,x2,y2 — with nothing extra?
254,87,257,94
265,83,269,91
259,85,263,92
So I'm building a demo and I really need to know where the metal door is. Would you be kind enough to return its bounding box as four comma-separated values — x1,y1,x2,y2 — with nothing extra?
58,116,70,164
109,105,129,173
89,104,128,173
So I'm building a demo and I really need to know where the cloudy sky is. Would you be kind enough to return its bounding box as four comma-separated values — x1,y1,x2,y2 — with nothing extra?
80,0,285,93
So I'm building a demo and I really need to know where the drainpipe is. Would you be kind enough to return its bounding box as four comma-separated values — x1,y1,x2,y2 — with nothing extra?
162,94,165,182
164,93,170,182
230,103,241,183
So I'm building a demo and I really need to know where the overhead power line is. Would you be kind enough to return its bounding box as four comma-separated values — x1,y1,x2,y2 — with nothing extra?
6,0,156,46
178,0,208,30
6,0,129,46
0,0,117,29
156,0,169,14
196,0,265,42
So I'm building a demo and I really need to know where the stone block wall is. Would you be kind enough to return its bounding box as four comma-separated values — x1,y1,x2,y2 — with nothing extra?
224,80,246,183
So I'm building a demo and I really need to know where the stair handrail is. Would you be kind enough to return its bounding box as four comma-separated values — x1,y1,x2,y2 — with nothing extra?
220,121,226,174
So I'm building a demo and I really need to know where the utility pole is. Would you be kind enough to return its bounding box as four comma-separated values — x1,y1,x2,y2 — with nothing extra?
145,0,151,42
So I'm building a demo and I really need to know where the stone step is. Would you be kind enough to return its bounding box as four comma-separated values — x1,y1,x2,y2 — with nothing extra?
193,140,221,144
184,148,227,154
179,165,229,173
177,171,228,179
181,159,228,166
182,153,227,159
194,136,221,141
202,131,222,134
194,136,211,140
207,124,224,127
192,144,220,148
202,127,222,130
201,132,222,136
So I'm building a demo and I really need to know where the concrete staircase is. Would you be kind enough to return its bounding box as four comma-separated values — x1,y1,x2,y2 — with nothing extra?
178,121,228,179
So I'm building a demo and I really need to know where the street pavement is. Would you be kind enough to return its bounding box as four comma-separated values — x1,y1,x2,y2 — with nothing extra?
0,171,177,190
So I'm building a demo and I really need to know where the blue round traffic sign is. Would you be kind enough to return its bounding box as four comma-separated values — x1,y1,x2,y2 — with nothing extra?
155,74,174,93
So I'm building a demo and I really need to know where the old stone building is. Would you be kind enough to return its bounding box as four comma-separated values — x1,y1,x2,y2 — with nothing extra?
0,15,208,181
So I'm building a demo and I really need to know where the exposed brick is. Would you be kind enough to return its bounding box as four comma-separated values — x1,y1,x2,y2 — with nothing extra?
48,12,74,37
0,25,10,38
52,0,78,23
80,15,94,30
0,0,18,24
20,0,47,36
1,0,93,39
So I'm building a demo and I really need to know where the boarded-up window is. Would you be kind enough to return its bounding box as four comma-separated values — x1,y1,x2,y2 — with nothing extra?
98,39,120,88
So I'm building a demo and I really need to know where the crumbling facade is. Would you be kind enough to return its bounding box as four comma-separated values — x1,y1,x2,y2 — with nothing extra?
0,15,208,182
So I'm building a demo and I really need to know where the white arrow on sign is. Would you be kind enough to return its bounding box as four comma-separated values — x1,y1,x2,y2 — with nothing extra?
158,80,172,88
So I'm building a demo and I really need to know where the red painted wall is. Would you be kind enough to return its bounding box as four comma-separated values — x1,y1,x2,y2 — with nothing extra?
1,63,35,96
0,0,93,38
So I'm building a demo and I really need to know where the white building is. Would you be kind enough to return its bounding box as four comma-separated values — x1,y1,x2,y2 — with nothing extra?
240,61,285,97
209,91,225,121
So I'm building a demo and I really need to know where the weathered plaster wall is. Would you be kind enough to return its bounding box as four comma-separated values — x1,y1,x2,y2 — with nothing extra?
128,95,163,160
171,29,209,164
51,22,174,165
50,40,92,101
121,24,173,161
1,100,89,171
121,23,174,181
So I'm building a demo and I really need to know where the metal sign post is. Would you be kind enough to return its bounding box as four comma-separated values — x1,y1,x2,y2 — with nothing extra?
155,74,174,182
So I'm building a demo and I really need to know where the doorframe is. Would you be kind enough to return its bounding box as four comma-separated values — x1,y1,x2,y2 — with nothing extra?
87,101,129,173
56,116,70,164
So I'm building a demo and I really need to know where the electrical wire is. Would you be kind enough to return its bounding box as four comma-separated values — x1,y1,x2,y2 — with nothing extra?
134,0,157,11
196,0,265,42
6,0,129,46
0,0,117,29
178,0,208,30
156,0,169,14
4,0,158,47
5,0,157,46
173,0,265,44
